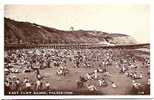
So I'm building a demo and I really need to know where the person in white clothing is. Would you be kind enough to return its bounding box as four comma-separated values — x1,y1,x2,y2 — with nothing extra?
25,80,31,91
111,82,117,88
98,80,103,87
87,85,96,92
45,81,50,90
36,80,42,91
94,70,98,79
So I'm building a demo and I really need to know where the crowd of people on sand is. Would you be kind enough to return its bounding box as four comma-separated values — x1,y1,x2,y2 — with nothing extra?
4,48,150,94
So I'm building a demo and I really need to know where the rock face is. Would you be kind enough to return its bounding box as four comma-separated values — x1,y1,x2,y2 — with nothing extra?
108,33,137,45
4,18,137,45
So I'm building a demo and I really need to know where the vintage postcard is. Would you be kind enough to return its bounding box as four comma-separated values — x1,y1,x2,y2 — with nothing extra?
4,4,150,96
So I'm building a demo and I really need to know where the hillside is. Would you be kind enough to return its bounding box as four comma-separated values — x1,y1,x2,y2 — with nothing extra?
4,18,137,45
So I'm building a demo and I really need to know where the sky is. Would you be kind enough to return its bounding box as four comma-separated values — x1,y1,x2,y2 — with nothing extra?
4,4,150,43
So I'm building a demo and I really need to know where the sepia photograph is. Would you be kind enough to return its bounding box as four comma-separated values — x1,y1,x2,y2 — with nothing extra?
4,4,150,95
